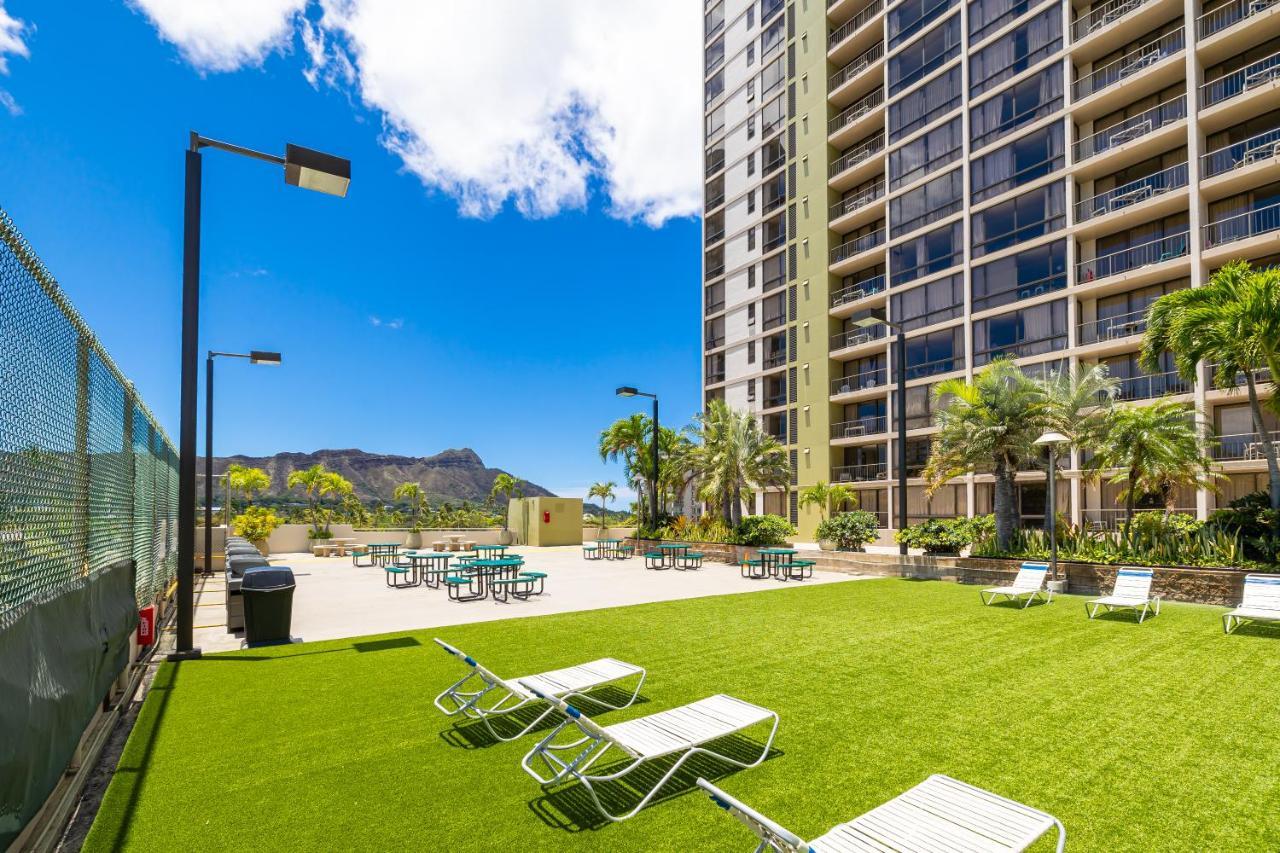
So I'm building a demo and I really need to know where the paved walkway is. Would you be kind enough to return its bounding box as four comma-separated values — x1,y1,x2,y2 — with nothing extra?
188,546,864,653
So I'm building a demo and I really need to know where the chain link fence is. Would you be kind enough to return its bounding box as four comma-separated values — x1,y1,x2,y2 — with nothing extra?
0,206,178,620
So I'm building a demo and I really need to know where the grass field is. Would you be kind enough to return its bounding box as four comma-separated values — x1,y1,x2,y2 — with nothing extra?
85,578,1280,851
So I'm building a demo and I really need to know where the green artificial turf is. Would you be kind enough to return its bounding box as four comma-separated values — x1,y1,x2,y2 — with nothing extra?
84,579,1280,852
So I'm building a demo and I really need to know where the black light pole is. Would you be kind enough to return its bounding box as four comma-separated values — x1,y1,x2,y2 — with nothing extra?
854,316,908,555
204,350,281,577
172,133,349,661
1036,431,1069,580
616,387,659,528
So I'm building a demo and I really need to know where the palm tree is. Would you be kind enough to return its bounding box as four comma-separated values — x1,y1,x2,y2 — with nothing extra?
393,482,428,531
599,413,651,522
488,473,523,531
587,481,616,530
1041,362,1119,442
924,360,1048,550
798,481,857,522
286,464,352,535
1141,260,1280,510
690,399,789,527
225,464,270,514
1084,400,1219,524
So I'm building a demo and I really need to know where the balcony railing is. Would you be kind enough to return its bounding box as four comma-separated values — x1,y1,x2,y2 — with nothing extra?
705,227,725,246
831,274,887,308
1114,370,1192,401
828,89,885,137
1074,162,1188,222
830,134,885,178
1203,200,1280,248
831,369,888,395
763,393,788,408
1209,363,1273,387
833,462,888,482
832,416,888,439
1072,0,1147,41
1202,127,1280,179
764,350,787,369
1202,48,1280,109
831,181,886,221
706,191,725,210
1076,231,1188,282
1078,307,1149,343
1073,29,1184,101
763,312,787,331
831,324,888,352
705,335,724,350
1073,96,1185,162
706,371,726,383
705,262,726,279
1213,430,1280,461
829,0,883,50
705,152,725,178
1198,0,1280,40
705,298,725,314
1082,507,1198,529
829,43,885,91
830,229,886,264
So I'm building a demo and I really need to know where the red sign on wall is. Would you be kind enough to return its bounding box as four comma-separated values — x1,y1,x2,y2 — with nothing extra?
137,605,155,646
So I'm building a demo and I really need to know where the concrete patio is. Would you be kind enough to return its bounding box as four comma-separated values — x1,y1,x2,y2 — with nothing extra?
188,546,865,652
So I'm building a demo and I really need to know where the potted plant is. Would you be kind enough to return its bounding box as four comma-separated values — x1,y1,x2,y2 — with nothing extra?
799,481,857,550
489,473,523,545
394,482,428,549
895,516,991,556
232,506,283,555
815,510,878,552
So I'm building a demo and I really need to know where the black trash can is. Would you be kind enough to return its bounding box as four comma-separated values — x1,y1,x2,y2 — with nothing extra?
241,566,296,647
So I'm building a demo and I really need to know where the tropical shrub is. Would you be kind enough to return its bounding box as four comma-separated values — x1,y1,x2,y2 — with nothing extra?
971,513,1244,568
895,517,989,555
734,514,795,546
658,514,736,543
1208,491,1280,564
816,511,879,551
232,506,283,542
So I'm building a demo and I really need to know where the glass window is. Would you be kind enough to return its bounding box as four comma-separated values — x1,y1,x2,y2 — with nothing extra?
706,1,725,39
888,15,961,92
970,65,1062,150
706,105,725,141
761,136,786,173
706,69,724,105
969,7,1060,97
973,299,1068,364
898,326,965,378
890,221,963,286
891,169,962,237
968,0,1044,44
762,251,785,289
762,15,785,54
890,0,959,48
971,240,1067,312
889,66,962,142
706,35,725,74
891,273,964,332
761,94,785,136
971,182,1064,257
889,117,963,190
761,55,785,97
971,123,1064,202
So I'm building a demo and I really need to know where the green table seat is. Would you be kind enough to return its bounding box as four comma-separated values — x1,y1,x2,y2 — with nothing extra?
492,575,539,601
781,559,816,581
583,544,601,560
644,552,666,570
384,565,417,589
677,552,704,570
740,558,769,580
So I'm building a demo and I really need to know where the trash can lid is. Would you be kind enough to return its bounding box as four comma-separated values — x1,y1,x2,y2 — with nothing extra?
241,566,295,590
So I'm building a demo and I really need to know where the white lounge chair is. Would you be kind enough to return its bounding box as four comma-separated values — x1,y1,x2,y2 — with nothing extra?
1086,568,1161,622
698,774,1066,853
432,639,645,741
521,686,779,822
1223,573,1280,634
981,562,1052,608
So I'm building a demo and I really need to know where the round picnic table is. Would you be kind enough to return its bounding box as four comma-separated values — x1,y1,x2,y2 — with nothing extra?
399,551,451,587
462,557,525,599
657,542,690,568
596,538,622,559
368,542,401,567
475,544,509,560
757,548,797,576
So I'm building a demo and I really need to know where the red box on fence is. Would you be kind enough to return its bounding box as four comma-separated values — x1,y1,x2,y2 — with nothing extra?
137,605,155,646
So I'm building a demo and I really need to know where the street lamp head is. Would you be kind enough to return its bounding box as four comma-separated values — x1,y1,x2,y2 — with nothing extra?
284,144,351,197
615,386,639,397
249,351,282,366
852,316,883,329
1035,430,1070,446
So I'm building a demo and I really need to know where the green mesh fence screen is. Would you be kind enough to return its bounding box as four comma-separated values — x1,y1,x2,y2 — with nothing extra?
0,206,178,617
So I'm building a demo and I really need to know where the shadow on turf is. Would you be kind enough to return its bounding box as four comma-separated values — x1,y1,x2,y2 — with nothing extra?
439,685,652,749
1228,622,1280,639
198,635,422,661
526,733,784,832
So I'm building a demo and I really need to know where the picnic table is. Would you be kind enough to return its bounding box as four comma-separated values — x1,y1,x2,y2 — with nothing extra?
452,557,524,600
596,538,622,559
368,542,401,567
398,551,452,587
757,548,797,576
656,542,690,568
475,544,509,560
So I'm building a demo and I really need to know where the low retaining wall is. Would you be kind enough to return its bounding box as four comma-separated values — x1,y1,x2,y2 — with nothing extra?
956,557,1250,606
624,539,958,578
263,524,638,553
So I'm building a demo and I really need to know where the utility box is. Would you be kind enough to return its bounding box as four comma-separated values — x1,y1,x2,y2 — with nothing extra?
510,497,583,546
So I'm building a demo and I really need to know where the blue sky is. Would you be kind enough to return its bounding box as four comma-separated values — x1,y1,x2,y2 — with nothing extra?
0,1,701,502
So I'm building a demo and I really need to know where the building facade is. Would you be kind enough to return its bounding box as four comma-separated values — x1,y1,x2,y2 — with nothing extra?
703,0,1279,540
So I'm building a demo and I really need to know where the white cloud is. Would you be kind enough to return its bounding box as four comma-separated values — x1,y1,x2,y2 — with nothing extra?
0,1,29,115
127,0,702,225
368,315,402,330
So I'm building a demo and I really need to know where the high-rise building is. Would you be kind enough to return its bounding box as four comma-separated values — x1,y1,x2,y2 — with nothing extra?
703,0,1278,540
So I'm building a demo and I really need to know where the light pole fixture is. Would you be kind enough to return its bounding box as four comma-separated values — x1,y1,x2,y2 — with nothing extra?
853,315,908,555
204,350,282,578
616,386,659,530
173,132,348,662
1035,430,1070,581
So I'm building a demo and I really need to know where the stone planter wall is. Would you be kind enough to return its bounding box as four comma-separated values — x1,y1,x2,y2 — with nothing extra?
956,557,1250,606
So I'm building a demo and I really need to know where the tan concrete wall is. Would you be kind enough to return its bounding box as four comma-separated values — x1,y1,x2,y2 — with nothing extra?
265,523,635,553
956,557,1250,606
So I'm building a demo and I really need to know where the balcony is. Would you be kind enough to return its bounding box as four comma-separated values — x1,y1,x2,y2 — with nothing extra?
1202,127,1280,182
1072,29,1184,102
1198,0,1280,42
829,134,885,190
763,392,788,409
1076,231,1188,283
829,44,885,106
828,0,884,63
1209,362,1273,388
1201,48,1280,112
830,182,886,231
1074,162,1188,223
833,462,888,482
831,274,887,309
763,349,788,369
1072,96,1185,165
705,335,724,350
1114,369,1192,400
1212,430,1280,461
705,261,725,280
762,312,787,331
1078,307,1149,344
831,369,888,396
706,370,726,384
830,229,886,268
1203,200,1280,251
828,89,885,143
704,227,725,246
705,298,725,314
831,416,887,440
831,323,888,353
1072,0,1147,42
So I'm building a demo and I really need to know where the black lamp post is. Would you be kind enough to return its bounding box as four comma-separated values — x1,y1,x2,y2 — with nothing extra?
853,315,908,555
204,350,281,578
172,133,348,661
1035,430,1069,580
616,387,659,529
